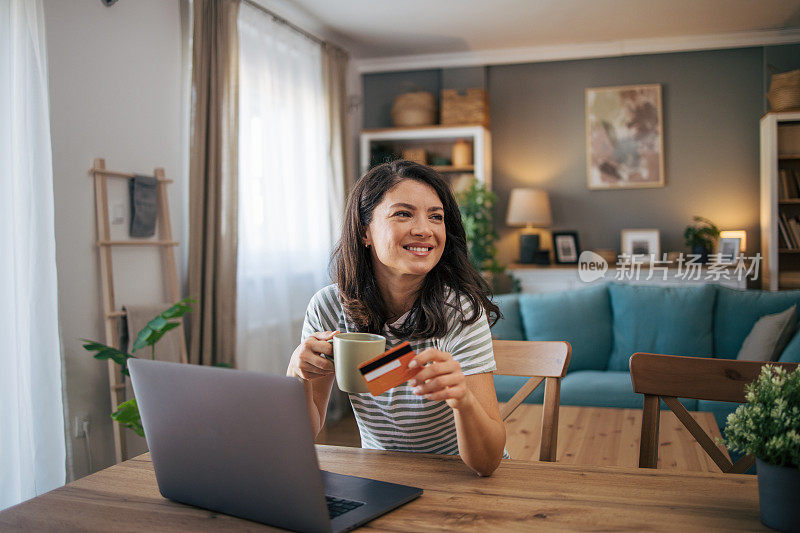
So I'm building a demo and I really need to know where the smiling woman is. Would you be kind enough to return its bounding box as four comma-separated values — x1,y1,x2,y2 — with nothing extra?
287,160,508,476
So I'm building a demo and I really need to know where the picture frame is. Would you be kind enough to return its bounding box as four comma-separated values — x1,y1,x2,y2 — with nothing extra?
621,229,660,261
717,237,742,264
552,231,580,264
586,84,665,190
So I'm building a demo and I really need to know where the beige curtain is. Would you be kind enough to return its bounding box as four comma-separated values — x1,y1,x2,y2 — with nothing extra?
187,0,240,367
321,43,351,421
322,43,349,237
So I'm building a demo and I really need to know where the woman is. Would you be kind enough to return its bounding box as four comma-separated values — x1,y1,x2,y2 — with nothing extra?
287,160,506,476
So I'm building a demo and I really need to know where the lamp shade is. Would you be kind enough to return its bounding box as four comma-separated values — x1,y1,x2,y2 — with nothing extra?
506,188,552,227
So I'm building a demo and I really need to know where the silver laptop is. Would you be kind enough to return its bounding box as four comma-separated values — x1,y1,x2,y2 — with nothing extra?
128,359,422,533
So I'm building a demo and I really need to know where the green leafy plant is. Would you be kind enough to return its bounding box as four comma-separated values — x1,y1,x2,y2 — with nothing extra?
457,179,501,272
456,179,520,293
722,365,800,468
112,398,144,437
684,216,720,251
82,298,195,436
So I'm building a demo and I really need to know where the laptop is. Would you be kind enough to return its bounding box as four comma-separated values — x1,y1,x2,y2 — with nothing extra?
128,359,422,533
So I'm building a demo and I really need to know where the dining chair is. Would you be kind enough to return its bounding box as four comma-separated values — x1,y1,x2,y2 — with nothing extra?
629,352,799,473
492,340,571,462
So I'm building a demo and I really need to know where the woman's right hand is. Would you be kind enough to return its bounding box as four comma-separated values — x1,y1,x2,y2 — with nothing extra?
287,330,338,381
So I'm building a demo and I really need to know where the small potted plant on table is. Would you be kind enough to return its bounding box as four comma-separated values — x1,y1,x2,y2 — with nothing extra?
723,365,800,532
684,216,720,264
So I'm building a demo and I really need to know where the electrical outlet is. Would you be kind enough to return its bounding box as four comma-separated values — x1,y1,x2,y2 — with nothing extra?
74,415,90,438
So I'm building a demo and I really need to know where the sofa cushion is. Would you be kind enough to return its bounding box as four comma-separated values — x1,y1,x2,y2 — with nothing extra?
559,370,699,410
607,284,716,371
490,294,525,341
493,375,545,404
778,330,800,363
518,285,612,372
695,399,754,474
737,305,798,361
714,286,800,359
696,399,741,437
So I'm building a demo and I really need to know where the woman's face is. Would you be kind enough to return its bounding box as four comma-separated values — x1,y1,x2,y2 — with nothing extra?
363,179,446,281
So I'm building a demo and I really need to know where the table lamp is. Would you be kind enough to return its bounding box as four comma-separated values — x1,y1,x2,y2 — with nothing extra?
506,188,552,264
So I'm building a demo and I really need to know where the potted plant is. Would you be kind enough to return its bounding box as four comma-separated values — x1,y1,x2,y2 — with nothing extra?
456,179,520,294
82,299,196,436
722,365,800,531
684,216,720,264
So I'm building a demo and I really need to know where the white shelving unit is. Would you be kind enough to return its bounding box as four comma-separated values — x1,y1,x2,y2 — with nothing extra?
507,265,746,293
760,111,800,290
359,125,491,190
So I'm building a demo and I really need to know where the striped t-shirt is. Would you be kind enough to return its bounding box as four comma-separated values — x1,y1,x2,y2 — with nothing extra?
302,284,497,455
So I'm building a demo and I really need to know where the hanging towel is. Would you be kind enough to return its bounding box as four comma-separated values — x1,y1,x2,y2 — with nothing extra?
129,175,158,237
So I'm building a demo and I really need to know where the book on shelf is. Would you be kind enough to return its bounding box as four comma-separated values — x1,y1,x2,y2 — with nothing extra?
792,169,800,197
781,233,790,249
779,213,796,248
778,168,800,200
780,168,791,199
789,217,800,249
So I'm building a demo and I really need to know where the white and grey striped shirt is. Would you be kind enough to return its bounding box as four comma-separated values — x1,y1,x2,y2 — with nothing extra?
302,284,497,455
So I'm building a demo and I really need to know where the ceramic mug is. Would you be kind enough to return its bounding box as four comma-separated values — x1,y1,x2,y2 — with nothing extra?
325,332,386,393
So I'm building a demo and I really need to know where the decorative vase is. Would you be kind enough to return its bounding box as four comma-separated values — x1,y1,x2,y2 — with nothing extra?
691,244,709,264
756,457,800,532
451,139,472,167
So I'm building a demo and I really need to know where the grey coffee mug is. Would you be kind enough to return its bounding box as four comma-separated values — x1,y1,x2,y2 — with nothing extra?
325,332,386,393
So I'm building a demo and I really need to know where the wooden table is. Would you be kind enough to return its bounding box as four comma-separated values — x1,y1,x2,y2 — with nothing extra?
505,404,729,472
0,446,762,531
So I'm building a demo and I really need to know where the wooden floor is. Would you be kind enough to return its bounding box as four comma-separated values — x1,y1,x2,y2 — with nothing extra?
316,403,728,472
315,412,360,448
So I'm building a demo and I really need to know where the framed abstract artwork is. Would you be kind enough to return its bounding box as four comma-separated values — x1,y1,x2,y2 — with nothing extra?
586,84,665,190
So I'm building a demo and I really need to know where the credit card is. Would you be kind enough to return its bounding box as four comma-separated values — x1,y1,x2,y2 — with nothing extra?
358,341,420,396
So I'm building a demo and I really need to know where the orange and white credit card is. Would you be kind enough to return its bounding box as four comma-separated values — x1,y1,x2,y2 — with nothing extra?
358,341,420,396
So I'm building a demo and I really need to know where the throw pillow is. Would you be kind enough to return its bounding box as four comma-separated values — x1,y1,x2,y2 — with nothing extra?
736,305,798,362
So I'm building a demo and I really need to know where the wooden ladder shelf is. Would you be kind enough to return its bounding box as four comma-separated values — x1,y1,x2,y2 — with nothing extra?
90,157,187,463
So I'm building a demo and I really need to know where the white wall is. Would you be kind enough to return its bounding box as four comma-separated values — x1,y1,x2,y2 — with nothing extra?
44,0,187,480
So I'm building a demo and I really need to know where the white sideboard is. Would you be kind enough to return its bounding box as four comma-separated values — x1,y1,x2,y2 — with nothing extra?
507,264,747,293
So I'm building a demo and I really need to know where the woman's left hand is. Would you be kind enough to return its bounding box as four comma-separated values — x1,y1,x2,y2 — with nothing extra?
408,348,472,410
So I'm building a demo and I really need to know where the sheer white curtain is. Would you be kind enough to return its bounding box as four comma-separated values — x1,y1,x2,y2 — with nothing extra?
0,0,66,510
236,3,338,374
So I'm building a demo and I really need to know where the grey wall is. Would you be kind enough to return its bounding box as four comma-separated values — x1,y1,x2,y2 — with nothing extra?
362,45,800,265
44,0,187,480
490,47,763,264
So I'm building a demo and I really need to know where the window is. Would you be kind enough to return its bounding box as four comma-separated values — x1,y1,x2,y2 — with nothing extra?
236,3,338,374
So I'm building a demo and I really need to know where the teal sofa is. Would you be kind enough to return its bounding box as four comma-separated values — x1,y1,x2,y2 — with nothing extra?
491,283,800,430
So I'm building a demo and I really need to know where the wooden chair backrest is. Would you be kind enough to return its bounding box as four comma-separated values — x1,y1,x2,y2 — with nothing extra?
629,352,799,473
492,340,571,462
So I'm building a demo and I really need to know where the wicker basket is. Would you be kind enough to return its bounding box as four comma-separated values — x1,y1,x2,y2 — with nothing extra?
768,69,800,111
391,91,436,127
441,88,489,127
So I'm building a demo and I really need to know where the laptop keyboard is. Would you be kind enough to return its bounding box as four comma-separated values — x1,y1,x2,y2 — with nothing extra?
326,495,365,519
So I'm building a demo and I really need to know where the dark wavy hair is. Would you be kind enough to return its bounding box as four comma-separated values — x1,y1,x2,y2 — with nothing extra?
332,160,501,340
